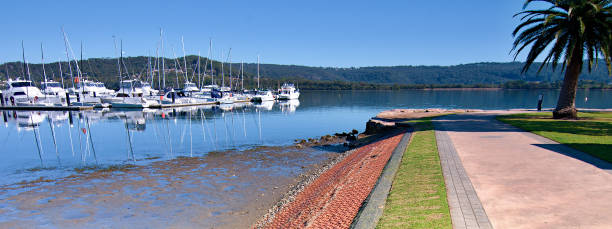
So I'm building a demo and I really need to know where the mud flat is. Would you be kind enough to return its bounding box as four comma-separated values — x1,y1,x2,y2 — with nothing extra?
0,139,350,229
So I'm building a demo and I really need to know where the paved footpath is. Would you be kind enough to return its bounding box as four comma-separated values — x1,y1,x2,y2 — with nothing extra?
434,113,612,229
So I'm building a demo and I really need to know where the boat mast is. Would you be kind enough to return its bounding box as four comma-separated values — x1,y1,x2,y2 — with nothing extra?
172,47,180,88
21,41,25,80
209,39,213,85
58,59,65,89
221,49,225,87
41,43,48,99
228,48,232,91
148,53,152,86
121,40,125,97
241,60,244,91
61,27,75,90
41,43,48,84
156,47,160,90
61,28,82,90
21,41,31,99
160,28,165,89
257,55,260,89
80,41,83,93
197,51,201,88
181,36,188,83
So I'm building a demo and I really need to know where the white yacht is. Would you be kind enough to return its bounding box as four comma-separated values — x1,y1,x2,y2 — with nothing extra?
103,80,159,108
219,86,232,92
41,81,66,97
252,90,275,102
218,95,235,104
2,79,46,106
183,81,200,94
201,84,218,93
277,83,300,100
94,82,116,97
70,80,98,96
161,90,209,104
116,80,144,97
139,81,158,96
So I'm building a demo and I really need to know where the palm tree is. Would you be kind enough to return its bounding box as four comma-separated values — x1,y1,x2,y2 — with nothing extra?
512,0,612,119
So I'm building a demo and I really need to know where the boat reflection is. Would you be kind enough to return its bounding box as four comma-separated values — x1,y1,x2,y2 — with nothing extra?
279,99,300,113
254,101,274,111
0,100,301,175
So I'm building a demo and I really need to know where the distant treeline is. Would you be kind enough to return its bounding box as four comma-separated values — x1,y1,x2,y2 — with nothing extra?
264,78,612,90
0,56,610,90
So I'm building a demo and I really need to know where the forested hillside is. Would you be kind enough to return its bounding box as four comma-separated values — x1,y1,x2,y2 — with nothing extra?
0,56,610,89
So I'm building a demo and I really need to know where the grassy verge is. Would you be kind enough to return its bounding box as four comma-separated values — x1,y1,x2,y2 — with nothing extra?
497,112,612,163
376,119,451,229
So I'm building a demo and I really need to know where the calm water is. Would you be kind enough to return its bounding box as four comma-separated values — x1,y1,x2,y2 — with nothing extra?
0,89,610,185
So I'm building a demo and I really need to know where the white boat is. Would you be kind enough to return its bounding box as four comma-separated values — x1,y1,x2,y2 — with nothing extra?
183,81,200,94
116,80,144,97
201,84,218,93
103,80,159,108
139,81,158,96
218,95,235,104
94,82,116,97
161,90,209,104
277,83,300,100
2,79,46,106
219,86,231,92
70,80,99,96
109,96,159,108
41,81,66,97
252,90,275,102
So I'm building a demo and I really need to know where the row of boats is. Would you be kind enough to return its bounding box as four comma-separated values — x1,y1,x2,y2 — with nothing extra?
4,29,302,109
1,77,300,109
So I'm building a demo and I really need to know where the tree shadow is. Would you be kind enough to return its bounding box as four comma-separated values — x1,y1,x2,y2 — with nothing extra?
435,113,612,136
533,143,612,171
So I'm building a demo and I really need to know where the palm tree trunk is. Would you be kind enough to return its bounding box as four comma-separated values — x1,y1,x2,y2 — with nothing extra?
553,43,583,119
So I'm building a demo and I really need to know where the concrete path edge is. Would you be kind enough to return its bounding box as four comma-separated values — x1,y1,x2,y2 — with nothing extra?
350,130,412,229
434,117,493,229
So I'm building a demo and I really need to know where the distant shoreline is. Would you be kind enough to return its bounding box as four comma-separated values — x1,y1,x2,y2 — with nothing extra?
300,87,612,91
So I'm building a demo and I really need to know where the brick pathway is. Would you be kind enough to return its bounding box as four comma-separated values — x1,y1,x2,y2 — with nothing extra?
434,113,612,228
435,130,492,229
266,133,404,229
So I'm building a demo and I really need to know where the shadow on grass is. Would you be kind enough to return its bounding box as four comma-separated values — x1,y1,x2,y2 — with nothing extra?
505,119,612,137
533,143,612,171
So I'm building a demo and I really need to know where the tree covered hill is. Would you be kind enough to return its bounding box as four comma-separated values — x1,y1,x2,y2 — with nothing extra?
0,56,610,89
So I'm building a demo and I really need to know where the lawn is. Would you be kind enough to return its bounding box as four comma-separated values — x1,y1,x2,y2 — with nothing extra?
376,119,451,229
497,112,612,163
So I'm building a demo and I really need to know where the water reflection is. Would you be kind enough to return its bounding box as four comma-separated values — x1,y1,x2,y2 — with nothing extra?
0,89,609,185
0,101,302,184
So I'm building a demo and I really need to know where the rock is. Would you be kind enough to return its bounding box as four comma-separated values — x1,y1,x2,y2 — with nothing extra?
364,119,395,135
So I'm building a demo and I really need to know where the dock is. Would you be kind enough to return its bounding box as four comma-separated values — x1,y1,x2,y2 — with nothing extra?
0,105,94,111
153,101,219,108
0,99,255,111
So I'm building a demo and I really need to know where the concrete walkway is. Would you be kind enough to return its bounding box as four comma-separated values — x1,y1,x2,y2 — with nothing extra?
434,113,612,229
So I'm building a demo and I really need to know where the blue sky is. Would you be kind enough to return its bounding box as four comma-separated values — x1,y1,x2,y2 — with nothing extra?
1,1,527,67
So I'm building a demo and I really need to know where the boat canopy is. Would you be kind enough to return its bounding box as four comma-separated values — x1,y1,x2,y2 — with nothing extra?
42,82,61,87
10,81,33,87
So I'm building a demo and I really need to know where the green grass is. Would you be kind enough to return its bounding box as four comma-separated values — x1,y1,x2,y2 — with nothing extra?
377,119,451,229
497,112,612,163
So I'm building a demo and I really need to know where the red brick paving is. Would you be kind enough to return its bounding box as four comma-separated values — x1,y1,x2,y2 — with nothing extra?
266,133,404,228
